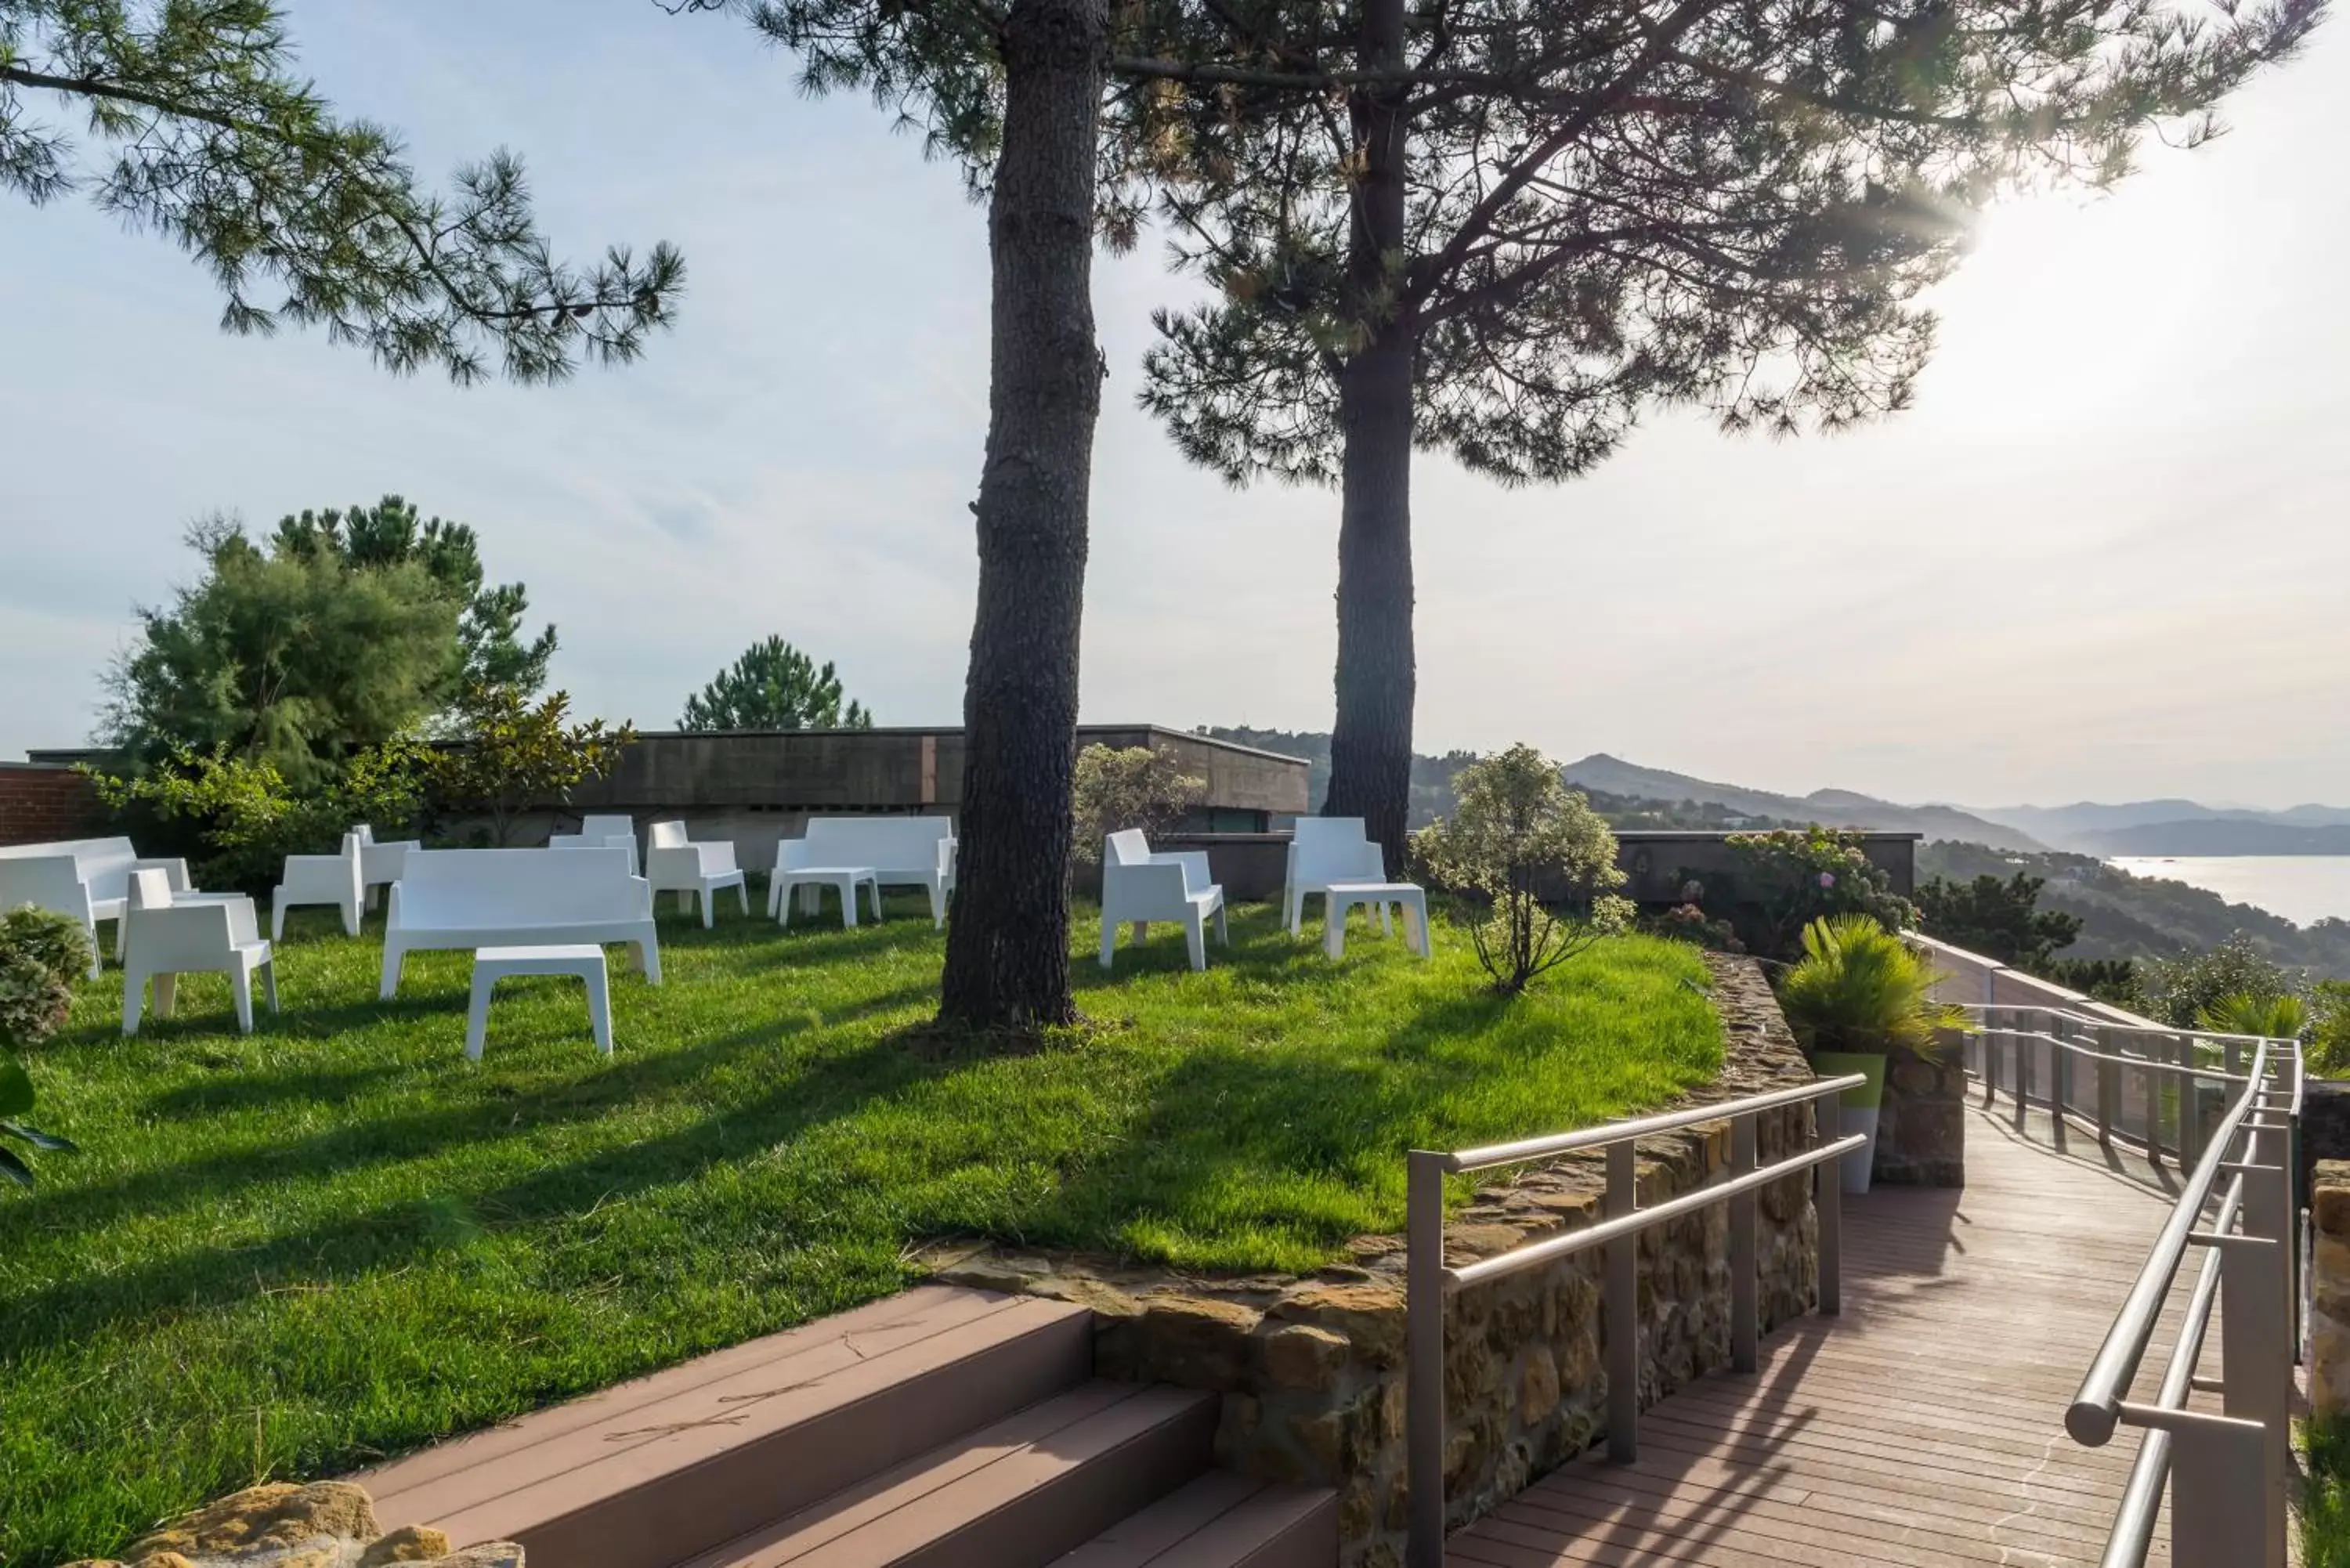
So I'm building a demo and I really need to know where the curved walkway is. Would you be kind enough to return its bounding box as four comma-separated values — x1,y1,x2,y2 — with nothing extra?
1452,1104,2193,1568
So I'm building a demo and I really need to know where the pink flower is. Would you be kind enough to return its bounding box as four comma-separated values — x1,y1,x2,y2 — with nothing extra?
1818,871,1836,889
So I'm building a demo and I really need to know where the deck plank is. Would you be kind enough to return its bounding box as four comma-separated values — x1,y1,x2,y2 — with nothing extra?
1450,1106,2198,1567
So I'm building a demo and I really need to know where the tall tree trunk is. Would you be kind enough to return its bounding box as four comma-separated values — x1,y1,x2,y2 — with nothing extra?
1322,0,1416,874
937,0,1106,1031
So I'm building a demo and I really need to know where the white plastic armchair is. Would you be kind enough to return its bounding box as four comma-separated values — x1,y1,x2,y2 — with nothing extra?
121,869,277,1035
1283,817,1388,934
272,832,364,940
1100,828,1227,973
353,824,420,912
645,821,750,927
550,814,638,873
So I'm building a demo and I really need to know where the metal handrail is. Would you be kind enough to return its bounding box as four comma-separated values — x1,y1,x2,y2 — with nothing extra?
2066,1035,2272,1447
1405,1073,1862,1567
2042,1015,2304,1568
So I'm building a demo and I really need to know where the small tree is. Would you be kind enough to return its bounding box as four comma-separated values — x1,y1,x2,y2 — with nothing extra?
678,637,873,730
1412,745,1630,995
430,685,636,847
1070,744,1205,864
1915,872,2082,972
0,907,92,1189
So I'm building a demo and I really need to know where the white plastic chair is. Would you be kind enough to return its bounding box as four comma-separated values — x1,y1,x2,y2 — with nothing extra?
354,823,420,912
1283,817,1389,934
645,821,750,927
272,832,364,939
1100,828,1227,973
121,869,277,1035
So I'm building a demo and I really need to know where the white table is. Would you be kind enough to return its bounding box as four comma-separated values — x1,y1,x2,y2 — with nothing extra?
1322,880,1431,959
774,866,884,929
467,945,612,1060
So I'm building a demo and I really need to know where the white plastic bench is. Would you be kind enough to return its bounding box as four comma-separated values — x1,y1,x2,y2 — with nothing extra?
550,814,638,873
0,836,197,976
770,816,956,927
381,847,659,999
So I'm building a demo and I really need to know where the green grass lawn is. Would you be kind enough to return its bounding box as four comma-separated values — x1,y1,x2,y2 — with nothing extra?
0,893,1719,1563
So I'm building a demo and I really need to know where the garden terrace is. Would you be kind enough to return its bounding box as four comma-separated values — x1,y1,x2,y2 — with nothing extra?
0,898,1720,1566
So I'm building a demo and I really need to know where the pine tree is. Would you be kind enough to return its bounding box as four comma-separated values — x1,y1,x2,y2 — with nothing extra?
2,2,683,381
683,0,1112,1031
679,637,873,730
1113,0,2322,864
271,497,559,696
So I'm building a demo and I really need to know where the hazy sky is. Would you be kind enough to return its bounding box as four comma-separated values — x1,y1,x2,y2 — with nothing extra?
4,2,2345,809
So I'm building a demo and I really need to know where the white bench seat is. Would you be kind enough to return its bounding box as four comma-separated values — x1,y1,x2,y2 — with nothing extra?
0,836,198,976
771,816,956,927
381,847,659,999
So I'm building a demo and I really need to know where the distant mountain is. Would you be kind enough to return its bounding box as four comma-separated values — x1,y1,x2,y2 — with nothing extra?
1918,840,2350,978
2081,820,2350,857
1558,755,2048,851
1968,800,2350,854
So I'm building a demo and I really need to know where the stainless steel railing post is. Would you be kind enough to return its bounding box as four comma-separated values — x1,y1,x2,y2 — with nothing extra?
1730,1111,1759,1374
2096,1025,2119,1147
2165,1408,2273,1567
1405,1149,1447,1568
1815,1095,1842,1317
1604,1140,1640,1461
2051,1013,2071,1151
2178,1033,2202,1170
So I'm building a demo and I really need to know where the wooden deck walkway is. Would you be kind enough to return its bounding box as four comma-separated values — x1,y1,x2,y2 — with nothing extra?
1451,1104,2194,1568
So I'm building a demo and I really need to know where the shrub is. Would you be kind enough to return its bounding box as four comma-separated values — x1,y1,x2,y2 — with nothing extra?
428,684,636,847
0,906,91,1189
2044,956,2144,1010
1775,913,1958,1059
1914,870,2081,971
1715,827,1917,961
1071,745,1206,864
87,734,430,894
2142,934,2301,1030
1412,745,1632,995
2196,991,2306,1041
2315,982,2350,1078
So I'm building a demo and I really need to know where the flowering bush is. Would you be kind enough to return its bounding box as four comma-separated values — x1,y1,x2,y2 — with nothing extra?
1712,827,1917,960
1412,745,1632,994
1071,744,1206,864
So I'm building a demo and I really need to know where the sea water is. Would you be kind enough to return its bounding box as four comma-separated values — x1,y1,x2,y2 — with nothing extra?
2106,856,2350,927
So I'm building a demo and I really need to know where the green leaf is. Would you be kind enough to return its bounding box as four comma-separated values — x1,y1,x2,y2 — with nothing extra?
0,1054,32,1118
0,1120,77,1154
0,1145,32,1189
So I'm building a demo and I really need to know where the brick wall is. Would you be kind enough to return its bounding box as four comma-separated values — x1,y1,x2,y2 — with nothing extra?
0,764,104,847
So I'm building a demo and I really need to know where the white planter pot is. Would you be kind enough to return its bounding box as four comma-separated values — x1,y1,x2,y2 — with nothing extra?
1840,1105,1881,1194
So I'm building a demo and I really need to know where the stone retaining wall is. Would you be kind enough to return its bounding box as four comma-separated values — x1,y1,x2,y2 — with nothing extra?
927,953,1820,1567
1873,1028,1968,1187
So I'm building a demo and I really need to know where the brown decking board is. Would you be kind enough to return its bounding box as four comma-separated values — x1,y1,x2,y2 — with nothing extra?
356,1284,1094,1567
1448,1104,2199,1568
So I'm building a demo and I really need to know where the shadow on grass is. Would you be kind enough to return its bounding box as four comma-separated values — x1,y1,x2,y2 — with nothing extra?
0,1011,965,1356
11,975,943,1267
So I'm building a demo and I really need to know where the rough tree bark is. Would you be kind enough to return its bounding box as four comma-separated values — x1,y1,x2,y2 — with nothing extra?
937,0,1107,1031
1321,0,1417,874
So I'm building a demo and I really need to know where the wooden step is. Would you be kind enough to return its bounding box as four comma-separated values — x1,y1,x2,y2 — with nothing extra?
1051,1472,1340,1567
355,1286,1091,1568
680,1381,1220,1568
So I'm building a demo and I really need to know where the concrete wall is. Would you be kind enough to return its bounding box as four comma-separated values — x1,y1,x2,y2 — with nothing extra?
512,726,1311,869
0,762,104,847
